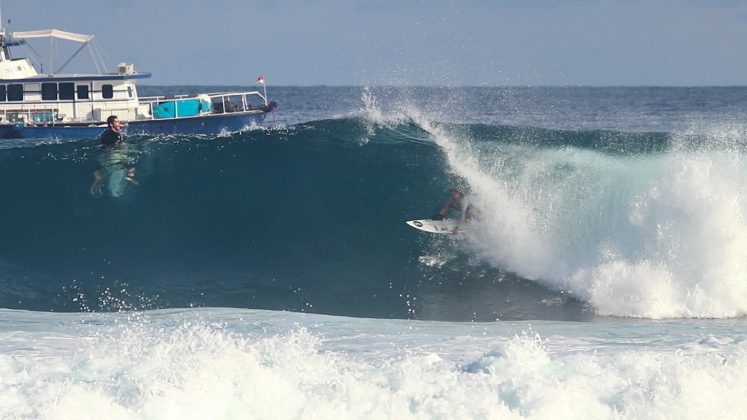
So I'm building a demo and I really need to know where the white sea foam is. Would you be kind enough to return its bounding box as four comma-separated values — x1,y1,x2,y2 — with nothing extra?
0,308,745,419
408,109,747,318
352,87,416,145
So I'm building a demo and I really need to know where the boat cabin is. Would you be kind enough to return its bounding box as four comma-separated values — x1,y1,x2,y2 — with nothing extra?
0,29,148,126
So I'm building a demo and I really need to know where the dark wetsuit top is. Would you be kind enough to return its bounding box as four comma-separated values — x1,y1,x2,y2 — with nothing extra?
100,128,123,146
97,128,134,169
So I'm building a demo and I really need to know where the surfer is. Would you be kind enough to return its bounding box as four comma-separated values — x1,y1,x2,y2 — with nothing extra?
99,115,124,146
432,187,479,232
90,115,137,197
432,187,477,220
432,187,463,220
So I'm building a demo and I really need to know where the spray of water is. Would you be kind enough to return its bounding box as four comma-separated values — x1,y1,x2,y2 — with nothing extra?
383,101,747,318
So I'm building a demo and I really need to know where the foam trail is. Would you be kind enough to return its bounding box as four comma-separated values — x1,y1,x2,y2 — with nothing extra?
411,110,747,318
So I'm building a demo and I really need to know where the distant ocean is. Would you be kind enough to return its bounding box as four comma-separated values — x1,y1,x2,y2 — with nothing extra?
1,86,746,418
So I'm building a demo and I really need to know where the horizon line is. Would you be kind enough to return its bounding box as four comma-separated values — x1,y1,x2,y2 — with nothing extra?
137,84,747,89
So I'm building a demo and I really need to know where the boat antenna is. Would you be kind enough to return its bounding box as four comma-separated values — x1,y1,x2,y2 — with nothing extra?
0,2,18,63
0,0,11,37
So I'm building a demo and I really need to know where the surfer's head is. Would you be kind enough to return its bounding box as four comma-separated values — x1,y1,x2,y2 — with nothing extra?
106,115,121,132
450,187,464,197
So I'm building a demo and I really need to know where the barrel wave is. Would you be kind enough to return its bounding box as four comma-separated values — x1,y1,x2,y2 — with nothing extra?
2,109,747,320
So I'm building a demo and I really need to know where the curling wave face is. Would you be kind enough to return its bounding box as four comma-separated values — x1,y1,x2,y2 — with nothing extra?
2,85,747,320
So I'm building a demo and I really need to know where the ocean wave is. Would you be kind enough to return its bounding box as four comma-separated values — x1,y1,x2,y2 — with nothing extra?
1,107,747,319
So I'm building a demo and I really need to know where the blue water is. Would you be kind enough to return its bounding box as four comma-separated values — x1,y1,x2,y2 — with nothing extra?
2,86,747,418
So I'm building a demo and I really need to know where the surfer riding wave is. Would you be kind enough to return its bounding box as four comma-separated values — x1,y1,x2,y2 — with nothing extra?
433,187,480,224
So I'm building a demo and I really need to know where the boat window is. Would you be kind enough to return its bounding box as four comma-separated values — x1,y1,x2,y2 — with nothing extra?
102,84,113,99
77,85,89,100
42,82,58,100
245,94,263,109
7,84,23,101
127,86,133,98
59,83,75,100
0,85,6,102
7,112,24,123
32,112,54,124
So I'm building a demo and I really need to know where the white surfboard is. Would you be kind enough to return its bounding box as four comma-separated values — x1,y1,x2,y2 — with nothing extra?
405,218,458,234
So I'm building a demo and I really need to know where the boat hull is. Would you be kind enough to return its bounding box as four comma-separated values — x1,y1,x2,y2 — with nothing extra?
0,111,269,140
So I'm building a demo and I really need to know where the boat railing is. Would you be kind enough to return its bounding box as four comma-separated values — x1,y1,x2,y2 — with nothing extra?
137,91,269,120
0,91,271,125
0,108,67,126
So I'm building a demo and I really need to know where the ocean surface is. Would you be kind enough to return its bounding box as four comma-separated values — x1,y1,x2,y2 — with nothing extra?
1,86,747,418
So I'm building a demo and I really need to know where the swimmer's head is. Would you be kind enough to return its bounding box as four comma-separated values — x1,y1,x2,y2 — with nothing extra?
107,115,120,128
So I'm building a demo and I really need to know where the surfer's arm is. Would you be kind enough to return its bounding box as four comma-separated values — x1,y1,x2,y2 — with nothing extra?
432,207,447,220
433,198,459,220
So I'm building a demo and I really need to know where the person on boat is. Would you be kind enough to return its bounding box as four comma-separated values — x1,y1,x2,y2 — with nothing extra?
223,97,236,113
432,187,480,231
90,115,137,197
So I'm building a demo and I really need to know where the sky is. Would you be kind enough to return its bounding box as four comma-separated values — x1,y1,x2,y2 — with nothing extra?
4,0,747,86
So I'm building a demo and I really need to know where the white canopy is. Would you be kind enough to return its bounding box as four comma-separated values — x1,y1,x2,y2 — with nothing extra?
11,29,93,43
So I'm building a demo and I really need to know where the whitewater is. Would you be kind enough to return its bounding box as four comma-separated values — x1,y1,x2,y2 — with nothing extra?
2,86,747,418
1,308,745,419
422,114,747,319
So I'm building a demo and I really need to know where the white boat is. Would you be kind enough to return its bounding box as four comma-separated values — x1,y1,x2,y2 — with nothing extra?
0,22,276,140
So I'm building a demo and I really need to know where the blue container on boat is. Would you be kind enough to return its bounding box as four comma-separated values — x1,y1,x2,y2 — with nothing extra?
153,97,211,119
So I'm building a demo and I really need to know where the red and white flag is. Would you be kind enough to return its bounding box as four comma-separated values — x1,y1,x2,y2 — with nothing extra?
256,75,265,84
